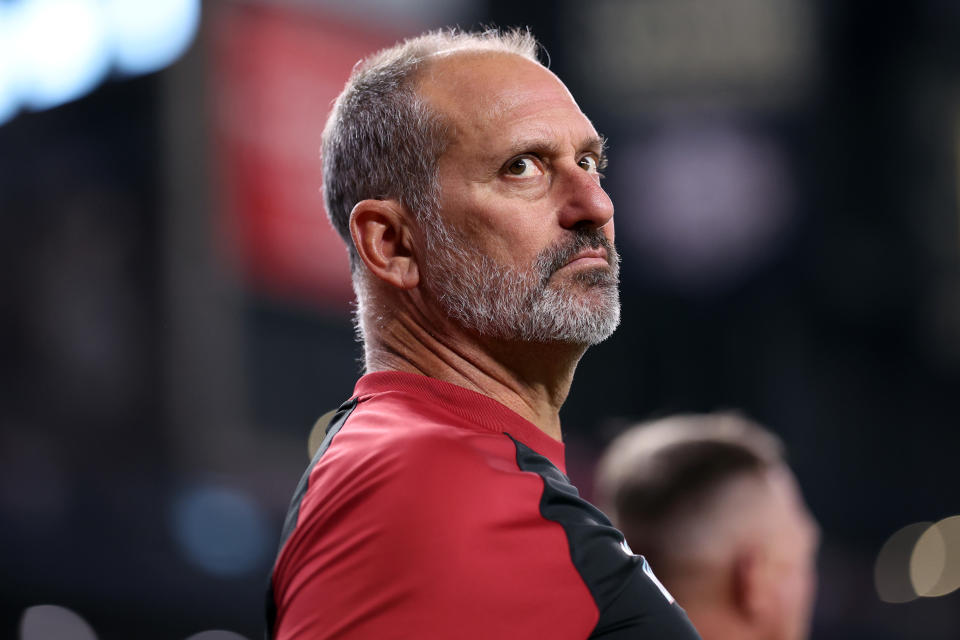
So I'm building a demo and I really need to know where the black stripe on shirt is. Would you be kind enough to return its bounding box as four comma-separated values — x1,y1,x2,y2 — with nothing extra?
509,435,702,639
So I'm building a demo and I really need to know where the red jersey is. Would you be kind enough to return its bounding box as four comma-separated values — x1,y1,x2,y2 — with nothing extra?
268,371,700,639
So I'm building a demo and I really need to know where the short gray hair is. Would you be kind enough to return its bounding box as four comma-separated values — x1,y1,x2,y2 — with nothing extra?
321,28,542,272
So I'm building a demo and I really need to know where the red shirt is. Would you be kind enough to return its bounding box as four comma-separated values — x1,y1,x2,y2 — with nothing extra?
269,371,700,639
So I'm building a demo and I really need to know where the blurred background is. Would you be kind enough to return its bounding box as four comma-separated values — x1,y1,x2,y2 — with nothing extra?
2,0,960,638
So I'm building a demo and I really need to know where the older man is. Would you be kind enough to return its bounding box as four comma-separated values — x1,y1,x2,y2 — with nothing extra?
595,413,820,640
266,29,701,639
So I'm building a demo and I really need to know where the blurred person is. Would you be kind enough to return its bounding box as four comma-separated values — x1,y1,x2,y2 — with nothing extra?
595,413,820,640
266,28,701,640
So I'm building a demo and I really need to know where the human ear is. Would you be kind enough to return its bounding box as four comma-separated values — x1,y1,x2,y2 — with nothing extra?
732,545,772,623
349,199,420,290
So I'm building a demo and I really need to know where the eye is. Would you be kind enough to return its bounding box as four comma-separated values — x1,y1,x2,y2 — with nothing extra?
578,155,600,173
505,156,543,177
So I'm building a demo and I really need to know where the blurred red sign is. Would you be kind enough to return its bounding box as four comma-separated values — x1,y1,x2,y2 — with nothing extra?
209,2,399,310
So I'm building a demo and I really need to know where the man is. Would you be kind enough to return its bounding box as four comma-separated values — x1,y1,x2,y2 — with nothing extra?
595,413,820,640
267,29,701,639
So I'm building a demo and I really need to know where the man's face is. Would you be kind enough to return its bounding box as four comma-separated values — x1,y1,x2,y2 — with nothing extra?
415,52,620,345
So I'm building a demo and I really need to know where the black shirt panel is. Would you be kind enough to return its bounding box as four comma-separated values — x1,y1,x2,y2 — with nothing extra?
510,436,702,639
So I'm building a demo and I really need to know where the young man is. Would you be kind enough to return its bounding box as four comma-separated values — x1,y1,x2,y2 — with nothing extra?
595,413,820,640
267,29,701,639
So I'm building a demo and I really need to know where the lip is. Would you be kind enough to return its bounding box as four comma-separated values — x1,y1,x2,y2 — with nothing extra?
563,247,609,269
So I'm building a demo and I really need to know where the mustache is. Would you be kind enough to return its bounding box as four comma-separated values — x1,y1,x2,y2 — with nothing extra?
536,229,620,282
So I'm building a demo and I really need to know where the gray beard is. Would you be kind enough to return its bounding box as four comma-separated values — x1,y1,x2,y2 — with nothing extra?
422,224,621,345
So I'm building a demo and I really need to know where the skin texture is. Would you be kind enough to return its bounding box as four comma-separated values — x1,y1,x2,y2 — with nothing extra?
349,51,617,441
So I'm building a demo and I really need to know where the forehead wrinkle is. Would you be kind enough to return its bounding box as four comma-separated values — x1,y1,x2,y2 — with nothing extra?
416,51,603,169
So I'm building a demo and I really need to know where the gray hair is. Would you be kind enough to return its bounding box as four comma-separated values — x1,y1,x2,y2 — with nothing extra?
321,28,542,273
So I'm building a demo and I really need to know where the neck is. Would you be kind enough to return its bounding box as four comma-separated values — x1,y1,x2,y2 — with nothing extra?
679,605,758,640
363,301,586,441
672,581,761,640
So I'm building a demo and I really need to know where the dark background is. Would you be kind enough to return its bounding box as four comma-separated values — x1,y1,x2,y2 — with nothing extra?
2,0,959,638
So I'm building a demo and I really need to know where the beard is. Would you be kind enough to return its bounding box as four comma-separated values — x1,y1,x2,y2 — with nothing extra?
421,223,621,345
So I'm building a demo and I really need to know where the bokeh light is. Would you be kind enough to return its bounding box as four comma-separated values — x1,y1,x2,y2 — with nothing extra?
0,5,17,125
617,122,792,294
103,0,201,75
19,604,98,640
912,515,960,598
0,0,200,123
911,523,947,596
875,521,932,603
876,516,960,603
15,0,111,111
170,483,270,577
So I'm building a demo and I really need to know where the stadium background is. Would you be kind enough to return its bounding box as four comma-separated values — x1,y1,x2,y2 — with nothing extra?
2,0,960,638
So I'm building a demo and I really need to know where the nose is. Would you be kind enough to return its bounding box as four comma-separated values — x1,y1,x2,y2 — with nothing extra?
556,164,615,232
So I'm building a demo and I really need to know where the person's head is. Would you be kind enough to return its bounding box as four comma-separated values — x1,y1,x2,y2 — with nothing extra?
321,29,619,358
595,413,819,640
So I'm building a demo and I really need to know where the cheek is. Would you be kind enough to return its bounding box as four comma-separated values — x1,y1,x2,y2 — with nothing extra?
780,562,817,640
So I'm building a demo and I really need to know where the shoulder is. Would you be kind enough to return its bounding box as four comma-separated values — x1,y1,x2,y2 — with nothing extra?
334,389,520,481
296,394,527,527
295,399,567,588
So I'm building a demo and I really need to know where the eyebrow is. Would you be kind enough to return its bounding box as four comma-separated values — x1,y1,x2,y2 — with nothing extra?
497,133,608,164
